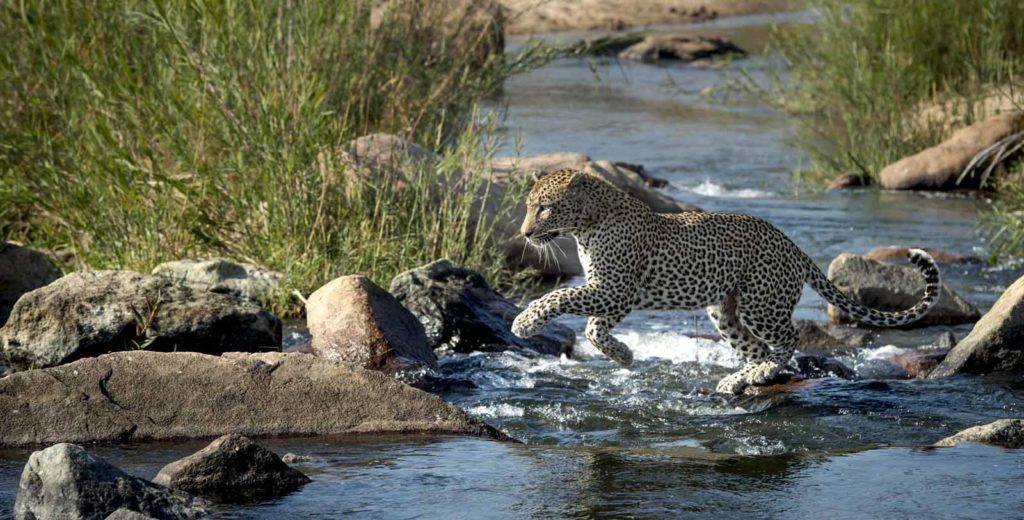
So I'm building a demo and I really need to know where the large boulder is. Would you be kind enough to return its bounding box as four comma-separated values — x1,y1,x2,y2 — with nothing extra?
0,242,61,326
153,434,310,500
13,443,201,520
930,275,1024,377
491,152,700,275
389,260,574,356
826,254,980,328
152,258,281,303
0,271,281,370
0,351,508,447
880,112,1024,190
306,275,436,372
934,419,1024,449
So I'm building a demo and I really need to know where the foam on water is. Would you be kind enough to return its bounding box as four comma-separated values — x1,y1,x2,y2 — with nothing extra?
575,330,743,368
683,180,774,199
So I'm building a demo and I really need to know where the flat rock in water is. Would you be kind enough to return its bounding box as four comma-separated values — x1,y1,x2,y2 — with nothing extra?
0,242,61,327
13,443,202,520
154,434,310,500
880,111,1024,190
930,275,1024,377
306,275,436,372
616,35,744,64
826,253,980,328
390,260,574,356
0,351,509,447
152,258,282,303
934,419,1024,448
0,271,282,370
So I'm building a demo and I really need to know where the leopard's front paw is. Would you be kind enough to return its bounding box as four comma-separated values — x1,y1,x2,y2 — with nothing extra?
744,361,783,386
511,312,542,338
715,367,752,395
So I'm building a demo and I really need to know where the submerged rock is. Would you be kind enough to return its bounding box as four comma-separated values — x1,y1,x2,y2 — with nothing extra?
0,271,281,370
826,253,980,328
152,258,281,303
795,319,873,354
880,111,1024,190
934,419,1024,449
0,242,61,327
617,35,743,64
930,275,1024,377
825,173,873,191
14,443,202,520
306,275,436,372
0,351,510,447
154,434,310,500
390,260,574,356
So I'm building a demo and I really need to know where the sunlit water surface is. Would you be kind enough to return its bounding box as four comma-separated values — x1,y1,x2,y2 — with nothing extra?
4,11,1024,519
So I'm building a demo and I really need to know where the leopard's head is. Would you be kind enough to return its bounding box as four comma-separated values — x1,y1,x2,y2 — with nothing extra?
520,169,600,246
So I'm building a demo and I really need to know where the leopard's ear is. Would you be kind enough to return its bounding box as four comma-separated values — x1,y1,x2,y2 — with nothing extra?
568,169,588,186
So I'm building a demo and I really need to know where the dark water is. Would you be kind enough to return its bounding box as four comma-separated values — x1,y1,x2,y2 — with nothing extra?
4,11,1024,519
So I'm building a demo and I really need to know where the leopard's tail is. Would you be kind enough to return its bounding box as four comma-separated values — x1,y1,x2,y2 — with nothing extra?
805,249,941,327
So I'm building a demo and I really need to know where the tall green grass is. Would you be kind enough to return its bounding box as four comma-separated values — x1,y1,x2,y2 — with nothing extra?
0,0,543,314
769,0,1024,181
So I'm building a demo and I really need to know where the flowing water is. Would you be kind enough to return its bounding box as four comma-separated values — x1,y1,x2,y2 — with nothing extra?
4,11,1024,519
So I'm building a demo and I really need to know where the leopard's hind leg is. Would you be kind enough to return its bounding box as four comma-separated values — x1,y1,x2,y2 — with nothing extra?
708,292,772,394
735,282,801,387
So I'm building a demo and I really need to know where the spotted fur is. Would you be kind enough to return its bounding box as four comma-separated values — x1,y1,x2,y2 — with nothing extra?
512,169,941,394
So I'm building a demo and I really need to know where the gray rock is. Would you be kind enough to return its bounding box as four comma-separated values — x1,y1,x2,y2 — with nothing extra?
930,275,1024,377
826,253,980,328
0,351,510,447
795,319,873,354
617,34,744,64
0,271,281,370
0,242,61,326
389,260,574,356
153,434,310,500
281,453,313,464
14,443,202,520
306,275,436,372
152,258,281,303
105,508,159,520
934,419,1024,448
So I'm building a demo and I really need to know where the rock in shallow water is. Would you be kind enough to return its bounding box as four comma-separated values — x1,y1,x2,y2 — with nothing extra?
930,275,1024,377
390,260,574,356
14,443,202,520
0,351,510,447
794,319,873,354
306,275,436,372
934,419,1024,448
0,271,281,369
0,242,61,327
154,434,310,500
826,253,980,328
152,258,282,303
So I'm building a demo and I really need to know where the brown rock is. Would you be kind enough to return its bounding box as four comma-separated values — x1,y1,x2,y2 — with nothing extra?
934,419,1024,448
880,112,1024,190
864,246,979,264
826,173,872,191
153,434,310,499
795,319,873,354
0,351,510,448
892,348,950,378
930,275,1024,377
306,275,436,372
826,254,980,328
0,242,61,326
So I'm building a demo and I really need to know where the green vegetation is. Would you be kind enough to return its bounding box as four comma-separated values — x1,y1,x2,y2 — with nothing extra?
0,0,545,314
768,0,1024,182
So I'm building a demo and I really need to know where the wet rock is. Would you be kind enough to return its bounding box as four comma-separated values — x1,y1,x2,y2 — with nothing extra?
617,35,743,64
13,443,202,520
0,271,281,370
154,434,310,500
0,242,61,326
934,419,1024,449
930,275,1024,377
792,353,858,380
826,173,873,191
491,152,700,275
880,112,1024,190
795,319,873,354
891,348,951,379
152,258,281,303
826,253,980,328
389,260,574,356
864,246,980,264
281,453,313,464
306,275,436,372
0,351,510,447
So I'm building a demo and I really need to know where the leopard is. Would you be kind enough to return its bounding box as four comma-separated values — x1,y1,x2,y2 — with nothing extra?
510,169,941,394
